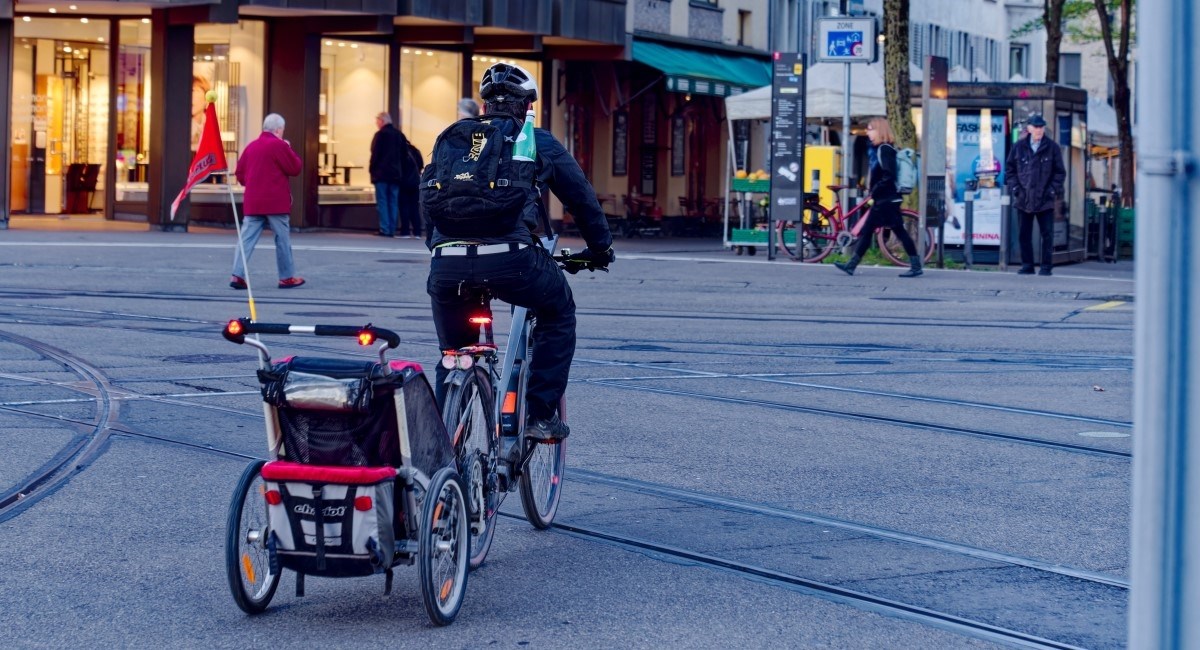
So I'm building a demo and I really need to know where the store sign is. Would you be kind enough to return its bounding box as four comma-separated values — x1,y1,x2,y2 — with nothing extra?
817,18,876,63
612,111,628,176
768,53,807,223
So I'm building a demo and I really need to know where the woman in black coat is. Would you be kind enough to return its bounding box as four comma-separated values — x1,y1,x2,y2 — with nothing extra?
835,117,923,277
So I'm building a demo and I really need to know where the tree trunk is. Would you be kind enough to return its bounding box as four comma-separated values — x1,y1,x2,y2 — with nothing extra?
883,0,916,151
1043,0,1066,82
1093,0,1135,206
883,0,917,209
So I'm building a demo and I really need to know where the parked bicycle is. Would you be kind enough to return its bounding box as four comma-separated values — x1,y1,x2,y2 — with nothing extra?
777,185,936,266
439,236,605,569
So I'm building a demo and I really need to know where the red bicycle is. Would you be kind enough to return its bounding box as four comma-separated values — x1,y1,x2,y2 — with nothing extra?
777,185,936,265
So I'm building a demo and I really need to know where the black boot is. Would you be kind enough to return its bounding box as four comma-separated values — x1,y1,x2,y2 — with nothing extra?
898,258,923,277
835,256,860,276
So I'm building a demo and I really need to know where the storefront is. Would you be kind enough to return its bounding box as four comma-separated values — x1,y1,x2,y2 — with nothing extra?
1,0,626,231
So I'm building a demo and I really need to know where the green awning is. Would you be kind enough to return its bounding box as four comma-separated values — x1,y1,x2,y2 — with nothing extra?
632,39,771,97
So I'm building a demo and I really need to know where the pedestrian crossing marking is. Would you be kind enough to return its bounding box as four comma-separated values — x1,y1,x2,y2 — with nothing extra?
1085,301,1126,311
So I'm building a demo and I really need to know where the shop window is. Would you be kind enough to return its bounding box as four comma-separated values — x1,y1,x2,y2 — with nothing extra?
12,16,111,214
1009,44,1028,80
318,39,387,188
400,48,461,161
195,22,266,174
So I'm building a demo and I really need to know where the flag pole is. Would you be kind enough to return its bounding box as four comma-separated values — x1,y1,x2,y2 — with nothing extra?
227,181,258,322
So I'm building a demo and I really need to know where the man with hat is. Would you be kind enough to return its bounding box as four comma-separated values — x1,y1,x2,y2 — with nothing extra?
1005,114,1066,275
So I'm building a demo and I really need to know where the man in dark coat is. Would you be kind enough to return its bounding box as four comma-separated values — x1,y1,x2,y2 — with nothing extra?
1005,114,1066,275
369,111,410,237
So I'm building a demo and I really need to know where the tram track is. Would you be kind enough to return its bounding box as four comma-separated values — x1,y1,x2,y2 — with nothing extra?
533,515,1091,650
0,331,116,522
586,379,1131,458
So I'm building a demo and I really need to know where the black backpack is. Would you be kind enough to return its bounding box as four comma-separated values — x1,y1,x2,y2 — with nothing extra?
420,115,537,238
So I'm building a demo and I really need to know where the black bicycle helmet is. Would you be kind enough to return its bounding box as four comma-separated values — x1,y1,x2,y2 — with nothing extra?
479,63,539,103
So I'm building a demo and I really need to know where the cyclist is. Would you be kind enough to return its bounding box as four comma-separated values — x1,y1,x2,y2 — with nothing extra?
424,62,615,442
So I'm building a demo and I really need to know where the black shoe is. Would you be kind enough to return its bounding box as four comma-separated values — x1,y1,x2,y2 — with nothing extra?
526,414,569,442
1038,269,1052,276
834,261,856,276
376,231,393,237
1017,267,1035,275
898,267,923,277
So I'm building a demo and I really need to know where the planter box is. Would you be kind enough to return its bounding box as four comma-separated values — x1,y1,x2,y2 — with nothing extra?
731,178,770,193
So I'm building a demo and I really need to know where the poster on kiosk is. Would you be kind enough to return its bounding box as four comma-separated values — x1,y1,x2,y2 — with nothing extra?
944,109,1009,246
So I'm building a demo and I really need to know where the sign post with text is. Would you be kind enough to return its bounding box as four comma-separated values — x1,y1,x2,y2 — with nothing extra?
767,52,808,261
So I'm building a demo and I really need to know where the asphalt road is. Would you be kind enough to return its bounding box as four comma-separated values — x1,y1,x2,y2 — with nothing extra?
0,229,1134,648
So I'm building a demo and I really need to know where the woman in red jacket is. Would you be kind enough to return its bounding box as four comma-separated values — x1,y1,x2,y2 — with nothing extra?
229,113,305,289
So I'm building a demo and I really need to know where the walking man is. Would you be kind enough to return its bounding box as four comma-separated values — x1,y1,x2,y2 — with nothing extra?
230,113,305,290
369,111,410,237
1005,114,1065,276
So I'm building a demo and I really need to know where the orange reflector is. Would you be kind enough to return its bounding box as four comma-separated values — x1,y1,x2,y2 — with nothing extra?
264,490,282,505
469,316,492,324
440,578,453,600
242,553,256,583
433,502,444,522
354,496,373,511
226,320,243,335
357,331,375,346
502,391,517,414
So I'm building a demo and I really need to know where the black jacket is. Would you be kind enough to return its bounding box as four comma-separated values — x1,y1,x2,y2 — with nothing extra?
868,143,901,204
369,123,411,185
1005,134,1066,213
427,128,613,252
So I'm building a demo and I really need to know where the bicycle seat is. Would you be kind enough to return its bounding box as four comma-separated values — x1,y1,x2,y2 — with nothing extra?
826,184,851,193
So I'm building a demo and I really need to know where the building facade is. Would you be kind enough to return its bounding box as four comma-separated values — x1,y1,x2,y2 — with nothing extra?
0,0,625,231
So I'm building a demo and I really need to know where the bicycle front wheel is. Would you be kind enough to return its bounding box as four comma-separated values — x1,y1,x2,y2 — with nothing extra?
778,203,837,262
442,366,498,571
877,208,936,266
519,396,567,529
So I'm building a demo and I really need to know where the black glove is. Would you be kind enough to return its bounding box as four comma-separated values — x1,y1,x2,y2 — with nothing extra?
563,247,615,274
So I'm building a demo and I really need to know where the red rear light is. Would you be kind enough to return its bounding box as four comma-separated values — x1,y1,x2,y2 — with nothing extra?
226,320,243,336
264,490,282,505
354,496,373,511
358,331,375,346
469,316,492,325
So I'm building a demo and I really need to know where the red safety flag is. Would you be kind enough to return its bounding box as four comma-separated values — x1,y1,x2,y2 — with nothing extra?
170,102,228,221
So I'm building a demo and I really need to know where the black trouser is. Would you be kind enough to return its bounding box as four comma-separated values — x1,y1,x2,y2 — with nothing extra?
399,188,421,237
1018,208,1054,270
852,200,917,260
428,246,575,421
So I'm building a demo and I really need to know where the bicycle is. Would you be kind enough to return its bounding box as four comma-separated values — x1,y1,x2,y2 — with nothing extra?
777,185,936,266
439,236,606,569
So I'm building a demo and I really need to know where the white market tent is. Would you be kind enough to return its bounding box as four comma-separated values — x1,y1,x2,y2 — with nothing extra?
724,61,889,121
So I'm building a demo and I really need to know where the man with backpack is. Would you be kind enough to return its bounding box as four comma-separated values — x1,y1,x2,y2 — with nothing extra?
422,63,614,442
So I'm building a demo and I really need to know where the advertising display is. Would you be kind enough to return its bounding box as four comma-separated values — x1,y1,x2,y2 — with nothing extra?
944,108,1009,246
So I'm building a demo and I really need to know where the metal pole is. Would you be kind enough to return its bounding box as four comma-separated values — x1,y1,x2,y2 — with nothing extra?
1129,0,1200,647
842,61,851,218
963,190,974,269
999,192,1010,271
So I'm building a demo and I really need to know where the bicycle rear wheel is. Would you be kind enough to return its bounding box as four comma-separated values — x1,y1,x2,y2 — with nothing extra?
519,395,566,529
442,366,498,571
778,203,837,262
877,208,936,266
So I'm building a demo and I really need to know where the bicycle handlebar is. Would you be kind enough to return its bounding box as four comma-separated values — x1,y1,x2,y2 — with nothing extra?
222,318,401,349
553,248,610,274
